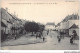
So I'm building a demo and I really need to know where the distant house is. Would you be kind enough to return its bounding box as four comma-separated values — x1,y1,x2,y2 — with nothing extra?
69,24,79,36
45,23,55,30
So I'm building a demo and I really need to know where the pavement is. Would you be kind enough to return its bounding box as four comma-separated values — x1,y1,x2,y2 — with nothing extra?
1,35,44,47
1,31,79,50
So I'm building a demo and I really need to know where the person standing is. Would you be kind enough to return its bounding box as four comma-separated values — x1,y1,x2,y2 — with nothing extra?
70,30,77,44
58,36,61,43
70,35,73,44
14,34,17,40
43,37,45,41
57,36,61,43
47,30,49,35
73,30,77,39
72,30,77,43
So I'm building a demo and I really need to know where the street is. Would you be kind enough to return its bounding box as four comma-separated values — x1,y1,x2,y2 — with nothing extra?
1,31,79,50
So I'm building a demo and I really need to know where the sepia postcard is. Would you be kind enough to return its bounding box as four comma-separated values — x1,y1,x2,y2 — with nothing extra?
0,0,80,50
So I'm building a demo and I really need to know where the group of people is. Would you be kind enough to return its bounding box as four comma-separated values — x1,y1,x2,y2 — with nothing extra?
57,31,64,43
35,30,78,44
36,31,46,41
57,36,61,43
57,30,78,44
70,30,77,44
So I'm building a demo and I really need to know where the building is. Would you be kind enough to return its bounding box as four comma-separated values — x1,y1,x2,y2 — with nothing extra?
1,21,7,34
1,8,26,40
56,14,79,36
69,24,79,36
45,23,55,30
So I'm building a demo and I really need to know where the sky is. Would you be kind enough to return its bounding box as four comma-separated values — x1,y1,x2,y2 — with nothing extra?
1,0,79,25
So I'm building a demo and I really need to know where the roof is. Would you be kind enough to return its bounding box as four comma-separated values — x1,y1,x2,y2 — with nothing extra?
1,8,13,21
69,24,79,29
62,14,79,22
1,21,7,27
46,23,55,25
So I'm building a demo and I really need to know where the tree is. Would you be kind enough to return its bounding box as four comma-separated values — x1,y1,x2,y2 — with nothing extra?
38,24,45,32
38,24,45,37
24,21,39,35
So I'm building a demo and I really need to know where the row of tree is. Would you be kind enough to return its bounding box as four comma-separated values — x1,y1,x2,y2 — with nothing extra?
24,21,45,35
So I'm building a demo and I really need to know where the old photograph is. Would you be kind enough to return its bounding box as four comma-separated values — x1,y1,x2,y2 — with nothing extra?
0,0,79,50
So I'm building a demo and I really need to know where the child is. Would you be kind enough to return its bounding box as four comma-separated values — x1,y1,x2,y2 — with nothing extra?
57,36,61,43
